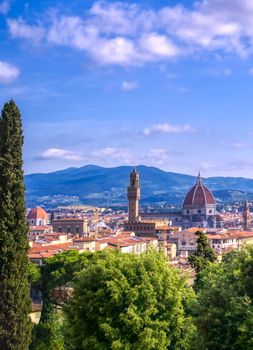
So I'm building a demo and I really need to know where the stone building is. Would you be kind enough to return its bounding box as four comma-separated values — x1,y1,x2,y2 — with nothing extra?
52,218,88,237
243,195,251,231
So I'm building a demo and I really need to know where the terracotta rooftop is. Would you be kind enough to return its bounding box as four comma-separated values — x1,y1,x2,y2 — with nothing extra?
27,207,48,220
183,174,215,207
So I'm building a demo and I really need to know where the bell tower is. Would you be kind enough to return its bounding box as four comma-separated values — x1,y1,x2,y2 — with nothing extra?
127,168,141,223
243,194,251,231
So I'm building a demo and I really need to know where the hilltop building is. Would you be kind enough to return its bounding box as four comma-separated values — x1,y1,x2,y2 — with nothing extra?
125,168,220,234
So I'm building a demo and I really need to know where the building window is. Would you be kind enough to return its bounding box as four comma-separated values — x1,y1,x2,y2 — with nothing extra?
58,227,62,233
181,240,186,246
198,210,202,214
67,226,71,234
75,226,80,234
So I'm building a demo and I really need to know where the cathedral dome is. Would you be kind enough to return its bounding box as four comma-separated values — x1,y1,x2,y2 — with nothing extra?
183,173,215,207
27,206,48,221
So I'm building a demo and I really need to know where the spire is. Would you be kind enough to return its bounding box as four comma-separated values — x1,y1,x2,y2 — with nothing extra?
243,193,251,231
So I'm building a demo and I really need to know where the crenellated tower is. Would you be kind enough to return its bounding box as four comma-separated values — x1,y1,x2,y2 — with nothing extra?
127,168,141,222
243,194,251,231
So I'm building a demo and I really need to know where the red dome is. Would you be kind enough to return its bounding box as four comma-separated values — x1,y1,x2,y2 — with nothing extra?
27,207,48,220
183,174,215,207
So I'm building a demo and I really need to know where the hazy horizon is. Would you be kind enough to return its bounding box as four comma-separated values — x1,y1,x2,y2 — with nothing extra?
25,163,253,180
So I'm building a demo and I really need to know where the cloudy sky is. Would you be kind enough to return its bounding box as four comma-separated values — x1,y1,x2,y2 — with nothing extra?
1,0,253,177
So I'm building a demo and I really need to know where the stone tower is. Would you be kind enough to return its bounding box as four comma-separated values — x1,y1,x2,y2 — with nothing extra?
127,168,141,223
243,195,251,231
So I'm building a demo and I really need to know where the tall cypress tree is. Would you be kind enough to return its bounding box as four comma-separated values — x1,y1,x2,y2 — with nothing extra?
0,100,32,349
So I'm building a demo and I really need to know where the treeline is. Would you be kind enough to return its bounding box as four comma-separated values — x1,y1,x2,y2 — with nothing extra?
29,240,253,350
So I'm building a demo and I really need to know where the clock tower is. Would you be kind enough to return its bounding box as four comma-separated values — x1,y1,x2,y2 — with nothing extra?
127,168,141,222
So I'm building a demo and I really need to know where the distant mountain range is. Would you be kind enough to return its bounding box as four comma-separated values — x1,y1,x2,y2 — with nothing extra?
25,165,253,208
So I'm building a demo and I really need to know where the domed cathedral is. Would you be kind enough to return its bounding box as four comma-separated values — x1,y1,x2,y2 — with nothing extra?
182,173,217,228
27,206,49,226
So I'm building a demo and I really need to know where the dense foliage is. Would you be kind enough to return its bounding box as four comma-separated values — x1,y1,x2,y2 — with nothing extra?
0,100,32,349
194,245,253,350
30,250,92,349
188,231,216,290
65,250,195,350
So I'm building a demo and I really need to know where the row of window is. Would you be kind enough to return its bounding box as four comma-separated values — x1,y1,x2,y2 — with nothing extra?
58,226,80,234
127,225,154,231
186,209,213,214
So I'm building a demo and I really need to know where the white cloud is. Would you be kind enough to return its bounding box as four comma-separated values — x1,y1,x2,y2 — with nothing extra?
139,33,180,59
8,0,253,65
92,147,133,163
121,80,139,91
8,18,45,43
143,123,196,136
0,0,9,14
147,148,169,165
0,61,20,84
41,148,83,161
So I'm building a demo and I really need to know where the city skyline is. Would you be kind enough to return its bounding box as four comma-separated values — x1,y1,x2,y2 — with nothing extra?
1,0,253,177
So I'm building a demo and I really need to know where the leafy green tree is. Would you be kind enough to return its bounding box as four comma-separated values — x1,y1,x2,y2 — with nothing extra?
40,250,92,322
28,262,41,286
30,313,70,350
65,250,196,350
30,250,91,350
0,100,32,349
194,245,253,350
188,231,216,290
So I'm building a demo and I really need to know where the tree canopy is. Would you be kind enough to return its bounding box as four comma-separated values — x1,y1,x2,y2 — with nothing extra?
193,245,253,350
65,250,195,350
188,231,216,290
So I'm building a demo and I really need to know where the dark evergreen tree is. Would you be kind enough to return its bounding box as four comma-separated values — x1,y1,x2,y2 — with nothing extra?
0,100,32,349
188,231,216,290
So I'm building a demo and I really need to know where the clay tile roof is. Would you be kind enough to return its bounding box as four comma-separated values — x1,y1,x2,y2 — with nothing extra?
27,207,48,220
73,237,96,242
29,243,76,254
183,176,215,207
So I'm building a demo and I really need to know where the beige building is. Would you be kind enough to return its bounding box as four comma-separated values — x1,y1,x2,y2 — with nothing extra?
72,237,96,252
168,229,201,258
52,218,88,236
207,230,253,252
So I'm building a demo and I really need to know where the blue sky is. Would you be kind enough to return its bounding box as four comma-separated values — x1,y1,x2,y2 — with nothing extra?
1,0,253,177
